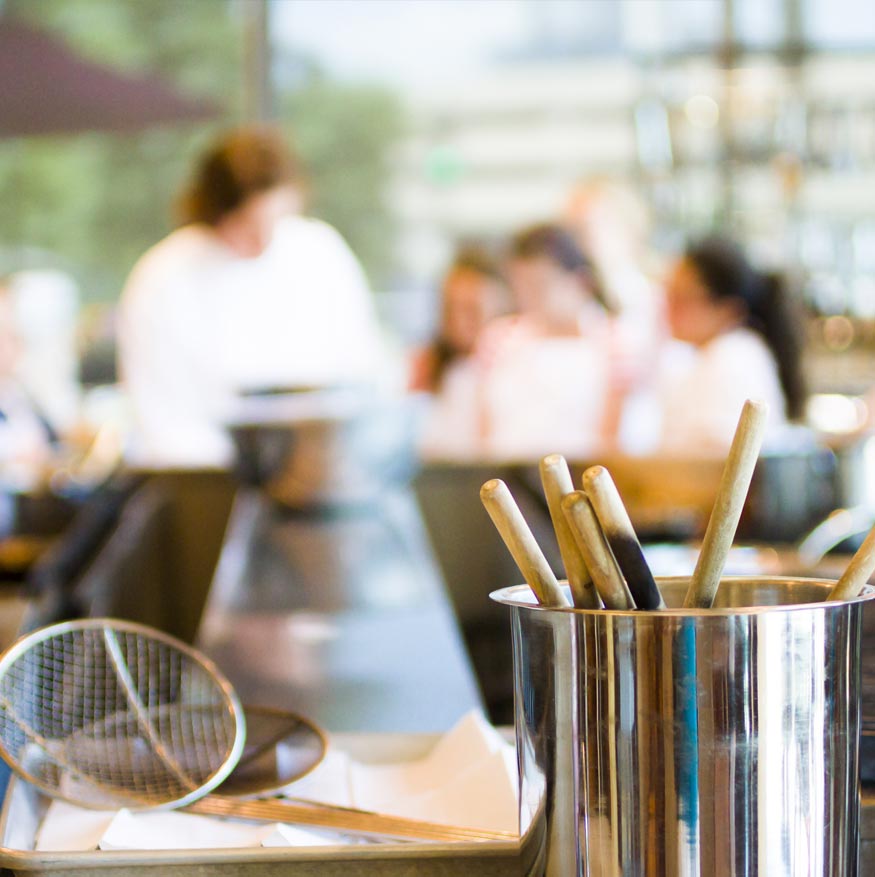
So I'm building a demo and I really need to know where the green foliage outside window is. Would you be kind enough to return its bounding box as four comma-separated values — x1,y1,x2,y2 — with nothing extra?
0,0,402,300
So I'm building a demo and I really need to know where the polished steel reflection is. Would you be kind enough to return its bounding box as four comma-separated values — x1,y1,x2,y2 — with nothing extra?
493,577,875,876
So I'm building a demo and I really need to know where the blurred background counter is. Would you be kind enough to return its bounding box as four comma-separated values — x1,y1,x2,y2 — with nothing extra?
195,486,483,732
0,450,873,862
9,468,482,734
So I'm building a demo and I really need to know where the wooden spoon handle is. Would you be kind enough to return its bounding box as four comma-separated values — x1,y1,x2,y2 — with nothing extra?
829,524,875,601
539,454,601,609
583,465,663,610
480,478,569,607
562,490,635,610
684,399,768,609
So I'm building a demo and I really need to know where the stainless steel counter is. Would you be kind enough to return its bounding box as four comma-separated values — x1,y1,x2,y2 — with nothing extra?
196,488,484,733
3,474,875,869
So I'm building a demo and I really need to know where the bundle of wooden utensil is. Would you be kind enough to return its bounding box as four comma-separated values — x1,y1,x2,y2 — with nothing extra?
481,399,875,609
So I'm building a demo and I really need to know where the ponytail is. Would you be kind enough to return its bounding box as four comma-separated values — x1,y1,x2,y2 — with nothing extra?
685,236,808,421
749,272,807,421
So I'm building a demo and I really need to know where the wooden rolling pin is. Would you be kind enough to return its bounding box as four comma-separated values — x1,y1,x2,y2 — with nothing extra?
539,454,602,609
683,399,768,609
582,465,663,610
480,478,570,607
561,490,635,610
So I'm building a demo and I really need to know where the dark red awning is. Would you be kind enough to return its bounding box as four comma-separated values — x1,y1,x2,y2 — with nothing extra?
0,16,219,137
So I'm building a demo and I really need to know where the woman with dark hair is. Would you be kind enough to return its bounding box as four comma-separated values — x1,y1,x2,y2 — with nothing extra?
118,126,388,467
656,234,807,454
410,247,509,394
472,223,623,458
411,247,510,458
174,126,301,255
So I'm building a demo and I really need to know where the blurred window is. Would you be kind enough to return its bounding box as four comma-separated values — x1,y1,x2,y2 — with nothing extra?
735,0,786,48
803,0,875,47
1,0,875,338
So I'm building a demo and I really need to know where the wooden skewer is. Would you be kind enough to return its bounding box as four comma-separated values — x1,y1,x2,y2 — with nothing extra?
480,479,570,607
539,454,602,609
828,524,875,601
561,490,635,610
582,466,664,610
683,399,768,609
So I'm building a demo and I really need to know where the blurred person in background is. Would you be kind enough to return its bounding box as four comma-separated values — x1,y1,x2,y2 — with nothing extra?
564,177,658,316
6,270,81,433
474,224,628,459
651,235,807,455
564,178,665,452
118,126,391,468
0,279,59,488
410,247,511,458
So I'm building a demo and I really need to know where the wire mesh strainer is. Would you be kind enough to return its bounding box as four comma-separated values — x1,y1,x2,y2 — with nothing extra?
0,618,245,810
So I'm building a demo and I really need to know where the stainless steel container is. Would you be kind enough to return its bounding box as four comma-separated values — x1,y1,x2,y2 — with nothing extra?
226,392,424,508
492,577,875,876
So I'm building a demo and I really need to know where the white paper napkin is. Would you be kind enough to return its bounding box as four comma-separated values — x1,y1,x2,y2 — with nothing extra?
96,809,339,851
368,747,519,834
279,748,354,808
34,709,518,851
99,809,274,851
342,712,517,834
35,801,116,852
260,823,350,848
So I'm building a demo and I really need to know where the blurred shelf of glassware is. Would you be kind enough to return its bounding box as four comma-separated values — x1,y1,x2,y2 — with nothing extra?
365,0,875,330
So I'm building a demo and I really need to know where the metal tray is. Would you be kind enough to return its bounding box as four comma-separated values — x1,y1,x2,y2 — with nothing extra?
0,731,542,877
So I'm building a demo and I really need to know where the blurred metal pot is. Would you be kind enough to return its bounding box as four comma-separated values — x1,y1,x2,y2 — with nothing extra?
225,390,425,508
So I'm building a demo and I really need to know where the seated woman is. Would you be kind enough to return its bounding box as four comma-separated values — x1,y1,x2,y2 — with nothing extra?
475,224,623,460
654,235,807,455
412,248,510,459
0,283,58,488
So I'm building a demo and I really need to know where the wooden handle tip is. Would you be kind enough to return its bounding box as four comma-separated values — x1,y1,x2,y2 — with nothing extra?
480,478,504,501
480,478,509,505
740,398,769,428
561,490,584,511
581,465,607,489
540,453,565,470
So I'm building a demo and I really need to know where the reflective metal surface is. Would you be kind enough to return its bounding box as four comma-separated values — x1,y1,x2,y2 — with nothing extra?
197,489,484,733
227,393,424,508
493,577,875,876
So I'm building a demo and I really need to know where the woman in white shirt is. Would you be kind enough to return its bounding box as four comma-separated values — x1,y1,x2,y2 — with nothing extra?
410,248,510,459
655,235,806,455
0,288,57,486
475,224,623,460
118,127,388,468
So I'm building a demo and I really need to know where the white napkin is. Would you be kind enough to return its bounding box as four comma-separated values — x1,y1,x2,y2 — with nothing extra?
261,823,349,848
35,796,352,852
280,748,354,808
367,747,519,835
36,801,116,852
343,712,517,834
34,710,518,851
96,809,338,851
99,809,274,851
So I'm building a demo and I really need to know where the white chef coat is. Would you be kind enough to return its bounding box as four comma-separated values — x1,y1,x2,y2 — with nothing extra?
654,327,787,456
474,314,615,460
118,216,388,468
